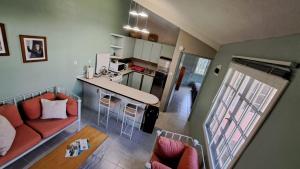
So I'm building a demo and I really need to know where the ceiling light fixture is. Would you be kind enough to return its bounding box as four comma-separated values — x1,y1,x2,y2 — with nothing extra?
129,10,139,16
123,25,132,30
141,28,150,34
123,0,150,34
139,11,148,18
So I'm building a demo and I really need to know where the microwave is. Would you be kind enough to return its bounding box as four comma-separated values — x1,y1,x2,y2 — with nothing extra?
109,61,125,72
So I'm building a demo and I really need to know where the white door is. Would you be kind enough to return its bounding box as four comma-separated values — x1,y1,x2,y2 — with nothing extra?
204,63,288,169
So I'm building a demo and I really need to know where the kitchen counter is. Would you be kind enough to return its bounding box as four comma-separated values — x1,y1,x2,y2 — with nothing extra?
77,76,159,105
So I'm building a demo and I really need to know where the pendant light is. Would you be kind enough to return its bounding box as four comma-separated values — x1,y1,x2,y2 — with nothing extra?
123,0,150,34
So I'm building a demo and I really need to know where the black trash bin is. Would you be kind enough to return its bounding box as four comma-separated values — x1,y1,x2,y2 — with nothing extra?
141,105,159,133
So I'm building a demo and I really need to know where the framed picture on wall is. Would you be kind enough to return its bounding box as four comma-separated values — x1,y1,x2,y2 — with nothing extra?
0,23,10,56
19,35,48,63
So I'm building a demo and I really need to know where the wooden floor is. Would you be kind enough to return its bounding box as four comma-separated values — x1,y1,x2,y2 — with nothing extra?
30,126,108,169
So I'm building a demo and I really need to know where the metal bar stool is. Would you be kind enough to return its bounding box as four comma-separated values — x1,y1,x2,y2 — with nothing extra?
120,102,144,140
98,89,121,129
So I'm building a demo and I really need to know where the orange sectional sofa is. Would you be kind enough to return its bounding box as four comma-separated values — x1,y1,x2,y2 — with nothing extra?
0,89,81,169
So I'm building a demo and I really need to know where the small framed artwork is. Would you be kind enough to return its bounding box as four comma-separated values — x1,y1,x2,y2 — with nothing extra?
19,35,48,63
0,23,10,56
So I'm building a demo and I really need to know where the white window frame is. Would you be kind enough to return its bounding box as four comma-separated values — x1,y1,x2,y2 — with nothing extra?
194,58,210,75
203,62,288,169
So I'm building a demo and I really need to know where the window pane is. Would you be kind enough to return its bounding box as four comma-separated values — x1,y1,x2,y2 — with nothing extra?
234,101,249,122
245,115,260,137
240,107,256,131
228,129,242,151
219,146,231,168
217,105,227,122
260,88,277,112
246,80,261,101
230,71,244,89
238,76,250,94
225,122,236,140
233,138,245,156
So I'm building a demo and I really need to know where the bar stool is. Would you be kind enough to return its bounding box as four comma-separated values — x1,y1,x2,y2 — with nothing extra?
120,102,144,140
98,89,121,129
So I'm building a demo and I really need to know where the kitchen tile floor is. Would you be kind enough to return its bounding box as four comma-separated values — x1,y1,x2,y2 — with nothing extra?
5,104,191,169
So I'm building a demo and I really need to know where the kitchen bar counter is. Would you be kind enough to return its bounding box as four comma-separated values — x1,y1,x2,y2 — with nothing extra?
77,76,159,105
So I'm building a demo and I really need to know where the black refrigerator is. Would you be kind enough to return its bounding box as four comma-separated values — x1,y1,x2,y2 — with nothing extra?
150,56,171,99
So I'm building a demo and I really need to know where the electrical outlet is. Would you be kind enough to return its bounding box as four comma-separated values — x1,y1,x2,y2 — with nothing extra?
74,60,78,65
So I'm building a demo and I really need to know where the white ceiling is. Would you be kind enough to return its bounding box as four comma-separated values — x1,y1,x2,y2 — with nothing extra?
135,0,300,50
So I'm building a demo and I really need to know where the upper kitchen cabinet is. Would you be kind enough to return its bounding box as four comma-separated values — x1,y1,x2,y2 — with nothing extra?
150,43,162,63
110,33,136,59
160,44,175,59
141,41,153,61
140,40,162,63
133,39,144,59
123,37,135,58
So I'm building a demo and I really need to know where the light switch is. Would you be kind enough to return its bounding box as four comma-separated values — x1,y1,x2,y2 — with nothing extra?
74,60,78,65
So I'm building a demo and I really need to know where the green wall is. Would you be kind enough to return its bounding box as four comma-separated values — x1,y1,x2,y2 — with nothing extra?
0,0,129,98
190,34,300,169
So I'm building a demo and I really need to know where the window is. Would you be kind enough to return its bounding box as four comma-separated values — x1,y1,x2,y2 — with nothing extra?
204,63,288,169
195,58,210,75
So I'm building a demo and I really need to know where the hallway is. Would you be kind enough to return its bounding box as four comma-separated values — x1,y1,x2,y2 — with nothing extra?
155,86,192,135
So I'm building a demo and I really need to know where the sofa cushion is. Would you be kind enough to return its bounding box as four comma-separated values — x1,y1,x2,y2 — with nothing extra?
56,93,78,116
26,116,77,138
0,104,23,128
0,115,16,156
22,92,56,120
41,99,68,119
155,136,185,159
151,161,172,169
178,146,199,169
0,124,41,166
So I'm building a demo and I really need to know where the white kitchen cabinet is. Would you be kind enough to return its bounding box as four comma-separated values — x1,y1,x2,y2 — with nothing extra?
123,37,135,58
121,74,129,85
131,72,142,89
141,41,152,61
133,39,144,59
150,43,162,63
141,75,154,93
127,73,133,87
161,44,175,59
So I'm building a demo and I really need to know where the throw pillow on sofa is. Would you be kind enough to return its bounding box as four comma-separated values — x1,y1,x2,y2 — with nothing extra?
154,136,185,159
22,92,56,120
0,115,16,156
41,99,68,119
0,104,23,128
56,93,78,116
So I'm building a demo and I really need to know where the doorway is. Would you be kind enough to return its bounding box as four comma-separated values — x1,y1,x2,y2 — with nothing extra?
167,53,211,118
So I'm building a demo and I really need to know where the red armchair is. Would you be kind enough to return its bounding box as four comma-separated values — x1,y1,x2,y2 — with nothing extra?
146,130,205,169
